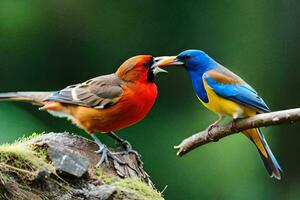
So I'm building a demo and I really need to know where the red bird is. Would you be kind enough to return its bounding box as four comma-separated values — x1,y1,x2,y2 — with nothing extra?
0,55,166,166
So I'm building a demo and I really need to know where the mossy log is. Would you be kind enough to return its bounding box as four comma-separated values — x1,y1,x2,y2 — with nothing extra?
0,133,164,200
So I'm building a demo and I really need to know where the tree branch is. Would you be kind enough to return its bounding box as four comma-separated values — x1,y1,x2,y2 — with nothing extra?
174,108,300,156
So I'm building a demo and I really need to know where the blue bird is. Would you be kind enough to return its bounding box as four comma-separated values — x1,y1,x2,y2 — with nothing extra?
157,49,283,180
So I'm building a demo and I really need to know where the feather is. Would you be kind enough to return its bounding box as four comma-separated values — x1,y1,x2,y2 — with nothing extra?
203,69,270,113
45,74,124,109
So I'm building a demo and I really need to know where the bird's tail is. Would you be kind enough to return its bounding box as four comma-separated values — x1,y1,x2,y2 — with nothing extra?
0,92,53,105
243,128,283,180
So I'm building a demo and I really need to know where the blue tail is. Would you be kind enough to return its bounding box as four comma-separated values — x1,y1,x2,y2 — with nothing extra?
257,128,283,180
243,128,283,180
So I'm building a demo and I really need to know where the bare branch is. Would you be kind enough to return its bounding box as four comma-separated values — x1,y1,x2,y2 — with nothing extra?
174,108,300,156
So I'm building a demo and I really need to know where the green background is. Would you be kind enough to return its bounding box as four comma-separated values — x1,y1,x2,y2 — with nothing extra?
1,1,299,199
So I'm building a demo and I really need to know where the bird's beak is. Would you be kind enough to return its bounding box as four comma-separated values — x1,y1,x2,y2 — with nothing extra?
152,67,168,75
154,56,184,67
151,57,169,75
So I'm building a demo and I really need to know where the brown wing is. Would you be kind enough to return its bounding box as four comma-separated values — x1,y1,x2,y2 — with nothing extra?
45,74,124,109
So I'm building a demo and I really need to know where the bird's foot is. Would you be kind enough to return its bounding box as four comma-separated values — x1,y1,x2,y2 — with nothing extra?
117,140,141,159
207,124,219,142
95,144,126,167
230,119,240,132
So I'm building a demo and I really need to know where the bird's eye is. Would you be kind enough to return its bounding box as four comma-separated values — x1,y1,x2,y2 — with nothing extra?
184,55,191,60
143,56,154,68
143,62,150,68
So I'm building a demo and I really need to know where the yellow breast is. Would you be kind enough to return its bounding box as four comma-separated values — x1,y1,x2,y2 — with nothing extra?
199,80,256,118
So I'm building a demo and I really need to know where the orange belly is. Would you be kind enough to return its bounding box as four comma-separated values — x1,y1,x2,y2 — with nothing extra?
61,83,157,134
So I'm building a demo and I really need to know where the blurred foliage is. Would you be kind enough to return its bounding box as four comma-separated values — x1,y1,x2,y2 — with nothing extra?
0,0,300,199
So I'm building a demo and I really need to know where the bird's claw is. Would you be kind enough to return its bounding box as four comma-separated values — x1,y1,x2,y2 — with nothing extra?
119,140,132,151
207,124,219,142
117,140,141,158
95,145,126,167
230,119,240,132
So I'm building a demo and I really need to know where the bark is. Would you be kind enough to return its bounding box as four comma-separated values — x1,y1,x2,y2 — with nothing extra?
175,108,300,156
0,133,164,200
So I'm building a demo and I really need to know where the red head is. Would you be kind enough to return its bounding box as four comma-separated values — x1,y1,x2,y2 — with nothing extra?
116,55,166,83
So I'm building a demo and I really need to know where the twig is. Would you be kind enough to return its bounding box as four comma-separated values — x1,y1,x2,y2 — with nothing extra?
174,108,300,156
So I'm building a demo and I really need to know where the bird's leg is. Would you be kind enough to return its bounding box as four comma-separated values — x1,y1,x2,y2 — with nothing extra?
108,132,141,158
108,131,132,152
91,134,125,167
208,115,225,131
207,115,225,141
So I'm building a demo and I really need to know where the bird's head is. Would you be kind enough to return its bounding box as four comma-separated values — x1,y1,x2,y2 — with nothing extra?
155,49,215,71
116,55,167,83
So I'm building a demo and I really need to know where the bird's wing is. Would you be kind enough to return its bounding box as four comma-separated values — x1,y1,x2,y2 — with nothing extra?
203,68,270,113
45,74,124,109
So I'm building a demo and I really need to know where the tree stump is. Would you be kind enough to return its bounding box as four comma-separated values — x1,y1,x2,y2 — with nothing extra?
0,133,164,200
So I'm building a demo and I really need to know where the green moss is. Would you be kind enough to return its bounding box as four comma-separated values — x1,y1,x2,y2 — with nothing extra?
0,135,64,199
113,178,163,200
95,167,115,184
0,142,41,170
0,133,48,166
103,176,114,184
0,135,53,180
95,167,102,177
32,145,48,162
17,132,45,143
0,174,10,193
94,166,162,199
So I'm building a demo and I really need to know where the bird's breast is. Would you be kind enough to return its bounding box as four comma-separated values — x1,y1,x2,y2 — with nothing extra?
118,82,158,122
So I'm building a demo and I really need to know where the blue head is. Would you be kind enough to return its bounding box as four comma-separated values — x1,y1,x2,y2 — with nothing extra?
157,49,218,72
155,49,219,103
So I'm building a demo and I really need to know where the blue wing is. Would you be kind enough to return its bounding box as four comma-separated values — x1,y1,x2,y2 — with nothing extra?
203,69,270,113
